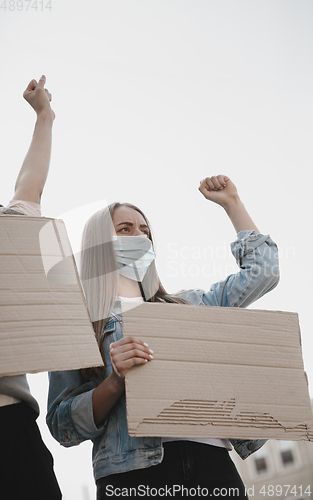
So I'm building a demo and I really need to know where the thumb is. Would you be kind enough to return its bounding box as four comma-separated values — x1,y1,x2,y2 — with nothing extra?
198,178,207,193
37,75,46,88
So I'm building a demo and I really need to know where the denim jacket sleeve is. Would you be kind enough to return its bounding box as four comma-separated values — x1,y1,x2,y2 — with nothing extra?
199,230,279,308
46,370,107,447
181,231,279,460
230,438,268,460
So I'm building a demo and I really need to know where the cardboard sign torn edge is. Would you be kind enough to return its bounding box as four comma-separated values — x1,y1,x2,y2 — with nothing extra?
124,302,313,441
0,216,103,376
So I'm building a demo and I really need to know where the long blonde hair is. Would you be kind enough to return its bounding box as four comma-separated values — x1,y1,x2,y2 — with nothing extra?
80,202,189,374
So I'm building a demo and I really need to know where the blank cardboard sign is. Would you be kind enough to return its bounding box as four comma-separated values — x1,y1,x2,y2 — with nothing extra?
124,302,313,441
0,216,103,376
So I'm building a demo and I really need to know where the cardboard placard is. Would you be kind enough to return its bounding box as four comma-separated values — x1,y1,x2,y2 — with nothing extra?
124,302,313,441
0,216,103,376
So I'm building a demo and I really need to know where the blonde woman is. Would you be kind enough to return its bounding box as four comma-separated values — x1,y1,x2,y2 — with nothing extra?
47,178,279,499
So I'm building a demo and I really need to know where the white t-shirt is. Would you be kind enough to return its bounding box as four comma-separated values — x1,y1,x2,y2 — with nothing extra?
6,199,41,217
0,199,41,408
119,295,232,451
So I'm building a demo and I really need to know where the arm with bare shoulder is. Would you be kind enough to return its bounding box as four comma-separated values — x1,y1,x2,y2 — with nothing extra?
12,75,55,204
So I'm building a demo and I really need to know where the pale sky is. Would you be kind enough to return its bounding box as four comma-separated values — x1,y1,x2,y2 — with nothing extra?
1,1,313,499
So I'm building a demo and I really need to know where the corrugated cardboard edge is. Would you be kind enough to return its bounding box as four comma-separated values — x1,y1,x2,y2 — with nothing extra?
0,216,104,375
124,303,313,441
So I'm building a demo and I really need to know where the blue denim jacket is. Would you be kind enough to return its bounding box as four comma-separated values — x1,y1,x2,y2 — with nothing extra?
46,230,279,481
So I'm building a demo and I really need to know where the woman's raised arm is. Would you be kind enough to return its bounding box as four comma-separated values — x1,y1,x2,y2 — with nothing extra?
12,75,55,204
196,175,279,308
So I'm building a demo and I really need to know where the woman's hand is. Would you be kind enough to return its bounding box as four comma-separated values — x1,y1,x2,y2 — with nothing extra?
23,75,55,121
110,336,153,379
199,175,259,233
93,338,153,427
198,175,239,208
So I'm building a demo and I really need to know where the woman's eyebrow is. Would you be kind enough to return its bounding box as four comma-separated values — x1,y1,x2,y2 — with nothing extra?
116,221,149,229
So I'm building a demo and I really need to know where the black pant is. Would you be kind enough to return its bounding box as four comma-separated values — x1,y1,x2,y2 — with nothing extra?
0,402,62,500
97,441,248,499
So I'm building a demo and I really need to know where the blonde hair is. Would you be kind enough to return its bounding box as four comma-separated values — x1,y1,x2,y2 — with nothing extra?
80,202,189,374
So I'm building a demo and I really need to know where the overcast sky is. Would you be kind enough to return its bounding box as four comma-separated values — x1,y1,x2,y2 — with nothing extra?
1,1,313,499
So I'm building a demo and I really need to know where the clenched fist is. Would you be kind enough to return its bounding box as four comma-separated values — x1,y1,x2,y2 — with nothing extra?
199,175,239,207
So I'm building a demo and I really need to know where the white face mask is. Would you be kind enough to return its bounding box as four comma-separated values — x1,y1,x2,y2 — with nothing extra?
112,235,156,282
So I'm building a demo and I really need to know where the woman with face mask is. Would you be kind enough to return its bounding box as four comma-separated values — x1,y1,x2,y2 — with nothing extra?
47,176,279,499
